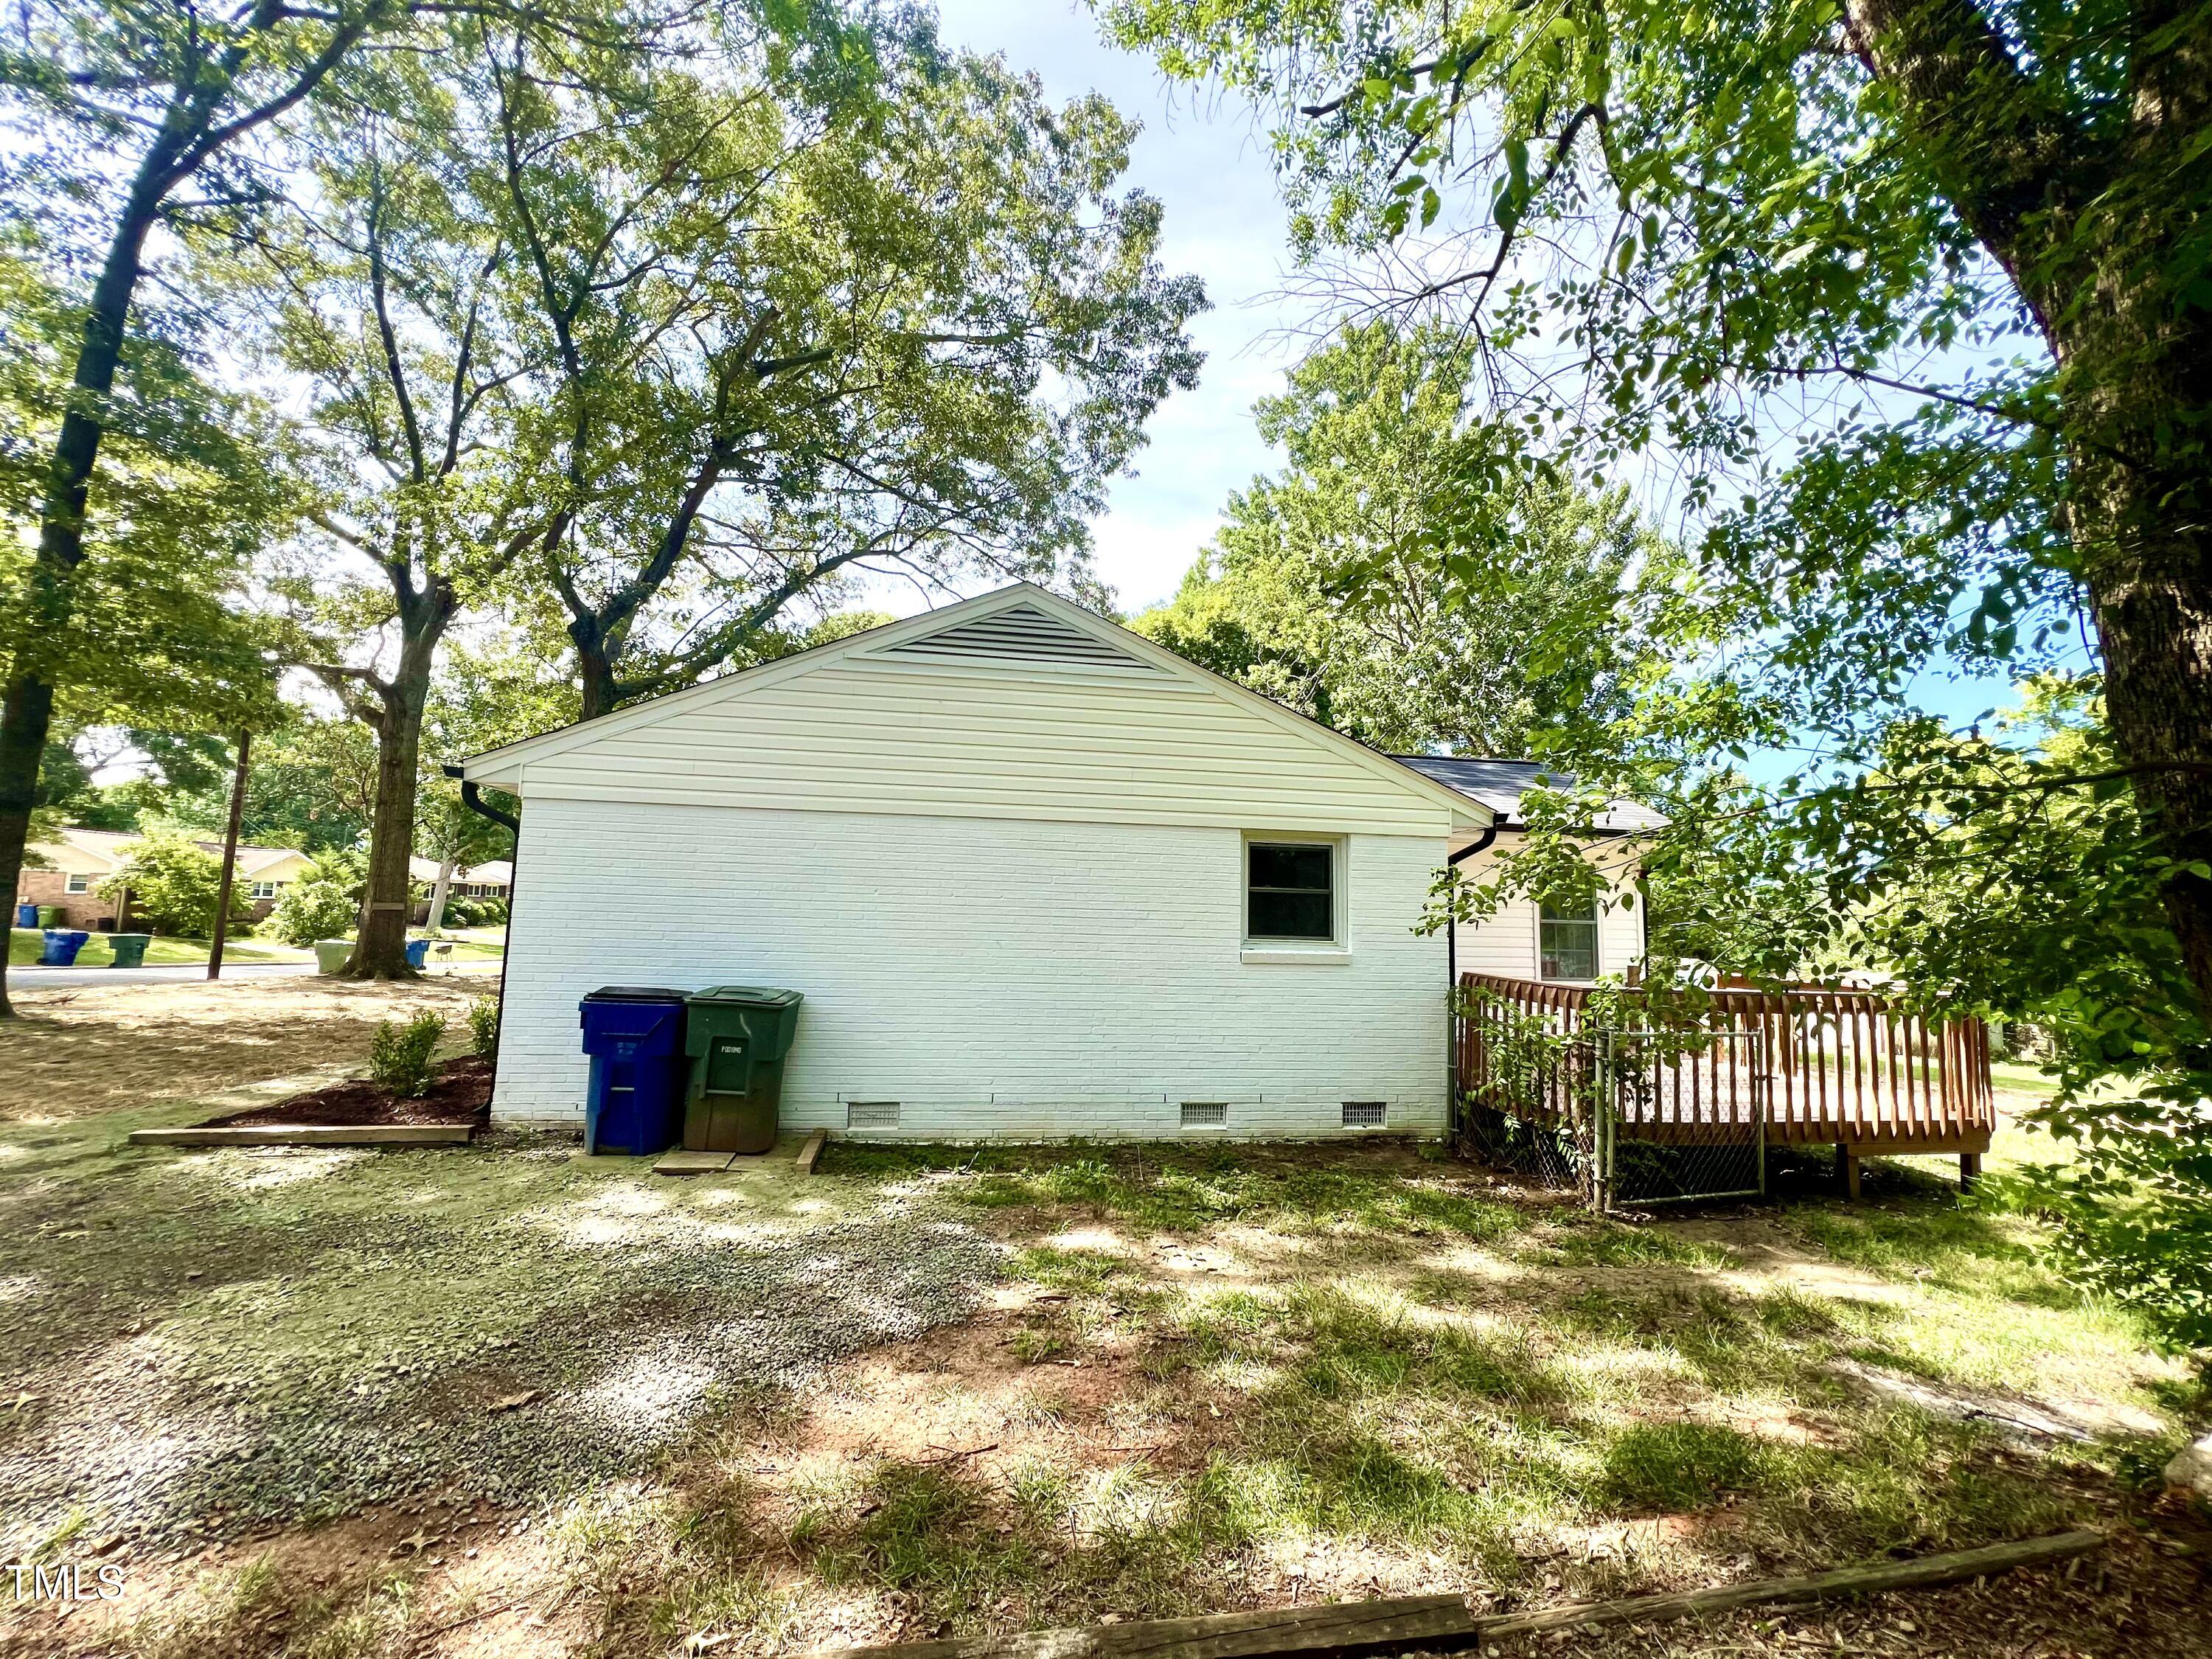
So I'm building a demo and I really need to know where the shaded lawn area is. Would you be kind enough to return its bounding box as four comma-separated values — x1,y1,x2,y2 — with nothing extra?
0,976,497,1123
0,990,998,1659
7,1149,2197,1656
0,985,2200,1659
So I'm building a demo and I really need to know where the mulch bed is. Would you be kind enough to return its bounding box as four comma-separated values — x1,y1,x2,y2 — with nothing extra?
210,1055,493,1129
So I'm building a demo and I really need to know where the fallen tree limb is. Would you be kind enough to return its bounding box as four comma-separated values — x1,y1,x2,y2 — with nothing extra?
796,1528,2105,1659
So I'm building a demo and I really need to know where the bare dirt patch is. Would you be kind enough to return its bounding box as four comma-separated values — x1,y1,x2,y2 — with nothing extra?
0,974,495,1121
211,1054,493,1128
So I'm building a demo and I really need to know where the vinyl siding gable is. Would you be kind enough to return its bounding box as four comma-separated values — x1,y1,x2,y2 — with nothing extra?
516,655,1458,838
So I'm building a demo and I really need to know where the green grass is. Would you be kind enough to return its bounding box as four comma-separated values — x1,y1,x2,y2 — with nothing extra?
1989,1058,2062,1096
833,1140,1528,1241
758,1143,2191,1644
8,927,295,967
414,931,504,961
8,927,501,967
10,1124,2192,1657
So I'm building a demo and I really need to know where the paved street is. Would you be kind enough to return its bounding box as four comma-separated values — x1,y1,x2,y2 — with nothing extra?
7,959,501,991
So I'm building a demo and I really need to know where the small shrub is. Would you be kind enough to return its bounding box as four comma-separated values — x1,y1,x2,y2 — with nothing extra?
94,831,256,937
442,894,508,928
268,880,357,947
467,995,501,1060
369,1011,445,1098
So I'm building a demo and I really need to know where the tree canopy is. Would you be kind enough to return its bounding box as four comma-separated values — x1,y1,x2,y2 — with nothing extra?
1135,323,1676,756
471,21,1206,717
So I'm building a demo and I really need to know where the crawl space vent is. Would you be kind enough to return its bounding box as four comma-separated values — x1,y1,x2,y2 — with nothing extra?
886,602,1156,671
1341,1101,1388,1129
846,1101,901,1130
1180,1102,1228,1129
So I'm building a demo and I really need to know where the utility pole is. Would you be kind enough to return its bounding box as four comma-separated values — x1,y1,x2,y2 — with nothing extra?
207,729,251,981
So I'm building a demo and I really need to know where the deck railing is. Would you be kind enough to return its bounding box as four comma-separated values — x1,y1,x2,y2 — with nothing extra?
1455,973,1995,1155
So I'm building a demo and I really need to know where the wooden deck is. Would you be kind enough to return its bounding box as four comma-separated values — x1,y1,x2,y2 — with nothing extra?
1454,973,1995,1189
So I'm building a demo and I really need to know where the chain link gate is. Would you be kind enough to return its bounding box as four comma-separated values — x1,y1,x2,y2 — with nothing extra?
1594,1028,1768,1209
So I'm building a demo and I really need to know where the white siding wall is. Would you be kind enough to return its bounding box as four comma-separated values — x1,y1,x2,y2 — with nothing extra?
1448,831,1646,981
495,799,1449,1140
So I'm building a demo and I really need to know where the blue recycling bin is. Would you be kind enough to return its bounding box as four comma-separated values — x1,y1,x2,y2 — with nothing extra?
404,938,429,969
14,901,37,929
38,930,89,967
578,987,689,1155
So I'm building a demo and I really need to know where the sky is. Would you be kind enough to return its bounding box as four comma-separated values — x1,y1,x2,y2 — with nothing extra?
911,4,2059,742
925,0,1310,618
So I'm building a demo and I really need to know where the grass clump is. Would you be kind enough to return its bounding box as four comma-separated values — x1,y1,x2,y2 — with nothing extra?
1599,1420,1775,1510
369,1009,445,1097
126,1555,414,1659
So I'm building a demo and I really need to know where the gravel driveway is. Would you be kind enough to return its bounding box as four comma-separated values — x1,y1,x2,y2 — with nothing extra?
0,1124,1004,1555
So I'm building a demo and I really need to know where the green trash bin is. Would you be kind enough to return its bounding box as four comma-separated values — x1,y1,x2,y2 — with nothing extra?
108,933,152,968
37,905,60,928
314,939,354,975
682,986,804,1155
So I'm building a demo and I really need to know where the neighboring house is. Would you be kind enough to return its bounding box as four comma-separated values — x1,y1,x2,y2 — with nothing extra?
15,829,314,930
407,858,513,924
460,584,1652,1141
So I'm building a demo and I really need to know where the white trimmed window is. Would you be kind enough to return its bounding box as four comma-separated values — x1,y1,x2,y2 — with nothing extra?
1245,838,1340,944
1539,900,1601,981
249,880,283,901
63,872,91,894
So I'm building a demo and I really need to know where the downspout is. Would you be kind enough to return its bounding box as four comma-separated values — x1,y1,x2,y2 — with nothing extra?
448,767,520,1083
1444,824,1500,1143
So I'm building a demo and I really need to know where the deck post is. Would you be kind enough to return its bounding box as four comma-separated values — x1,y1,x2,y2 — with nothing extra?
1958,1152,1981,1191
1840,1144,1861,1200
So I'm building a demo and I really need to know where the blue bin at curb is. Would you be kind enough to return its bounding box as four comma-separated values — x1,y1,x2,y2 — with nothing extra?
404,939,430,970
14,901,37,929
39,929,90,967
579,987,689,1155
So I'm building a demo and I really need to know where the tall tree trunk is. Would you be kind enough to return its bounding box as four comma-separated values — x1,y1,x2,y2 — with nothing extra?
0,169,171,1019
347,602,451,978
574,622,620,722
1846,0,2212,1022
425,855,456,933
2058,261,2212,1015
2083,477,2212,1008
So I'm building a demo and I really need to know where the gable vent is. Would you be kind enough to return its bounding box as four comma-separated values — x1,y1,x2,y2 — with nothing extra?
846,1101,900,1130
1341,1101,1388,1129
886,603,1156,672
1180,1102,1228,1128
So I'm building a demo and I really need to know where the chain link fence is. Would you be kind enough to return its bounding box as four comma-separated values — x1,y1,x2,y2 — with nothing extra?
1456,1017,1768,1211
1593,1029,1767,1208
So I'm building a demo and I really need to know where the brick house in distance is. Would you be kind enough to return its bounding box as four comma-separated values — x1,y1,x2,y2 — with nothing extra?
16,829,316,931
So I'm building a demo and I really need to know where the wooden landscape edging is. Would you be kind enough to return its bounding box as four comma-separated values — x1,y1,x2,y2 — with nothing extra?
797,1127,828,1175
798,1530,2105,1659
128,1124,473,1147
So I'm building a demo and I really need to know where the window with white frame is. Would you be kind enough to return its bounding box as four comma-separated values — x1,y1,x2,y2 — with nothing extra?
249,880,283,901
1245,839,1338,942
63,872,91,894
1538,900,1600,981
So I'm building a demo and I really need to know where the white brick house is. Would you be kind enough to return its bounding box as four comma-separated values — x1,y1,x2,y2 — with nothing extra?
459,584,1647,1141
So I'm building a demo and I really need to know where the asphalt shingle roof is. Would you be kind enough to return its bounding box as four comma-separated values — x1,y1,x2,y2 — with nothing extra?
1389,756,1669,833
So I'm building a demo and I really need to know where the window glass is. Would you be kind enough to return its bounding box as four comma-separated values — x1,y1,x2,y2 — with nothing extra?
1248,841,1334,940
64,873,90,894
1539,901,1599,980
